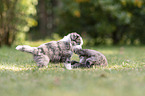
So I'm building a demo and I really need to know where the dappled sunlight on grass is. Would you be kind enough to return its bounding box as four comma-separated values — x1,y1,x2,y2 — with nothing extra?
0,65,34,71
0,64,67,72
1,46,145,96
0,63,144,73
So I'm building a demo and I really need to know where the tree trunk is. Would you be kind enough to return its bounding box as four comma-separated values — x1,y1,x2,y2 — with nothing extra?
37,0,58,38
38,0,47,37
47,0,57,35
0,0,18,47
4,30,11,46
112,31,120,45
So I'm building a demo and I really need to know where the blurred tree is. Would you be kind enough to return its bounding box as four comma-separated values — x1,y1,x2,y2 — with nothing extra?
56,0,145,45
124,0,145,44
1,0,145,46
0,0,37,47
36,0,57,38
38,0,47,36
0,0,18,46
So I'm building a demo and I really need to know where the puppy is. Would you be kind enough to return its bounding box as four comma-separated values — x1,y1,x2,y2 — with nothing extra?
16,33,83,70
71,49,108,68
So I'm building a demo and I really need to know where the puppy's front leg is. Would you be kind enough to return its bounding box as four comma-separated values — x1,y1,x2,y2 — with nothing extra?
64,58,72,70
71,60,81,68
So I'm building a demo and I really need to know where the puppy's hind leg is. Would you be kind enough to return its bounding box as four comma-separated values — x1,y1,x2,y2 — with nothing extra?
33,55,50,68
71,60,80,68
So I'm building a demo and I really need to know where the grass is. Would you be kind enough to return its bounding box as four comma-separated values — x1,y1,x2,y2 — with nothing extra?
0,46,145,96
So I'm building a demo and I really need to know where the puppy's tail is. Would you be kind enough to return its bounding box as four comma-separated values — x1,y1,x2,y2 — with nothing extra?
16,45,37,54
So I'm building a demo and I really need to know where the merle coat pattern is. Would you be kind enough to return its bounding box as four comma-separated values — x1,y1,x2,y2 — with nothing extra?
16,33,83,70
71,49,108,68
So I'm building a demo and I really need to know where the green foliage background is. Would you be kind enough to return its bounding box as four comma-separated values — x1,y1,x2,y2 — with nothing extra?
0,0,37,46
56,0,145,45
0,0,145,46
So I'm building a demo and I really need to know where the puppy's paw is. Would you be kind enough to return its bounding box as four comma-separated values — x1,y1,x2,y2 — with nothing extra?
64,63,72,70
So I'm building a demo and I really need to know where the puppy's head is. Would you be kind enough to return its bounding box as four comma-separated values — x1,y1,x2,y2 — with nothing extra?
61,32,83,50
69,32,83,46
69,32,83,52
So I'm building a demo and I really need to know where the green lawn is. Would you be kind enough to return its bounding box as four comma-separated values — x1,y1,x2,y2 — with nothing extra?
0,46,145,96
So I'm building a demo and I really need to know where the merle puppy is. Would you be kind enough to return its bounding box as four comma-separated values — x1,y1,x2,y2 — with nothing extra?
71,48,108,68
16,33,83,70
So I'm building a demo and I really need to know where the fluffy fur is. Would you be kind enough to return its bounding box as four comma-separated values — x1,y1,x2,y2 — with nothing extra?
71,49,108,68
16,32,83,70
